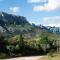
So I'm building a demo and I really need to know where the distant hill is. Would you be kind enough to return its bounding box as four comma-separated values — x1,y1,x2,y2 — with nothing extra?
0,12,60,38
0,12,30,26
0,12,32,36
38,25,60,35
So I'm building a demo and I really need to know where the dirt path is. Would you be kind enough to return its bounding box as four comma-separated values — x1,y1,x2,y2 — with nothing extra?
4,56,43,60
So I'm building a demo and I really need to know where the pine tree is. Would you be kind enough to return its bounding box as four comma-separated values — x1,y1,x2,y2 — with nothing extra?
19,34,24,49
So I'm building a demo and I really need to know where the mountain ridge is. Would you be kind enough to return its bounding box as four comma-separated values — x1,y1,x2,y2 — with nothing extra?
0,12,60,37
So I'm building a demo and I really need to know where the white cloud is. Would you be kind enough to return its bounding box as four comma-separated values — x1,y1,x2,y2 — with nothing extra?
9,6,20,14
42,16,60,27
44,24,60,27
43,16,60,22
33,0,60,11
27,0,47,3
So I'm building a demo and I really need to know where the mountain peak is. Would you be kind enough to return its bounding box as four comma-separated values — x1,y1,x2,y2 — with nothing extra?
0,11,30,26
0,11,4,16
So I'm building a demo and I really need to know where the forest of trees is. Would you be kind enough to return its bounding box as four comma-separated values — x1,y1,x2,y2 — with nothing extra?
0,33,59,59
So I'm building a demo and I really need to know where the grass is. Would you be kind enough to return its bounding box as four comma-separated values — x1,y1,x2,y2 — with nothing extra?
0,53,9,59
39,54,60,60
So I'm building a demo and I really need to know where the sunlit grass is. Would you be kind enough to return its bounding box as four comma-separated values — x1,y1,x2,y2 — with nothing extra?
39,54,60,60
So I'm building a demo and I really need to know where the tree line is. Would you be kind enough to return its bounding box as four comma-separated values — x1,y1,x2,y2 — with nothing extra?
0,33,59,58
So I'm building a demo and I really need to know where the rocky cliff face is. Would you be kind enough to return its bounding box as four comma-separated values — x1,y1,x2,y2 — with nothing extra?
0,12,60,37
0,12,30,26
0,12,32,36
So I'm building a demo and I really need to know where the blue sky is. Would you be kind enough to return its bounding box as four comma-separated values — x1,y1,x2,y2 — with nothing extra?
0,0,60,27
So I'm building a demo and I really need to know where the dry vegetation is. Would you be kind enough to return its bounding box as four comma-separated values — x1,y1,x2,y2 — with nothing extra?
39,54,60,60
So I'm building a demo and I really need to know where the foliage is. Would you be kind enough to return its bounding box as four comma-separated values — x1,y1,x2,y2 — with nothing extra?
0,32,59,59
0,35,8,53
39,54,60,60
0,53,8,59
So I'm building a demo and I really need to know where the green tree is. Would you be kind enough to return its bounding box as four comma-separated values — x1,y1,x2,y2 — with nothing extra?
19,34,24,48
0,35,7,53
39,35,49,52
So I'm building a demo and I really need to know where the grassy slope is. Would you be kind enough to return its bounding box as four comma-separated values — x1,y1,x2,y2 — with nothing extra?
39,54,60,60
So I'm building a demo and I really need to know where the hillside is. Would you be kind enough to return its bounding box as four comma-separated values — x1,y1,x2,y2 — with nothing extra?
0,12,60,59
0,12,33,36
0,12,50,38
0,12,60,40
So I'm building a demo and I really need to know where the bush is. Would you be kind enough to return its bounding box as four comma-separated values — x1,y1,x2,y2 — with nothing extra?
47,49,56,57
0,53,8,59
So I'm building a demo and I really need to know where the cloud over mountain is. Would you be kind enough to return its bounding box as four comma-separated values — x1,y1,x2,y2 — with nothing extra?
33,0,60,11
9,6,20,15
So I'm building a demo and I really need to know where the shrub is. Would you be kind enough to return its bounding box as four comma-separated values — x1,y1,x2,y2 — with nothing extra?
47,49,56,57
0,53,8,59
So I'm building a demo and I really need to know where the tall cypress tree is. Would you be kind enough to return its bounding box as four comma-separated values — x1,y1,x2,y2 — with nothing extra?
19,34,24,49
